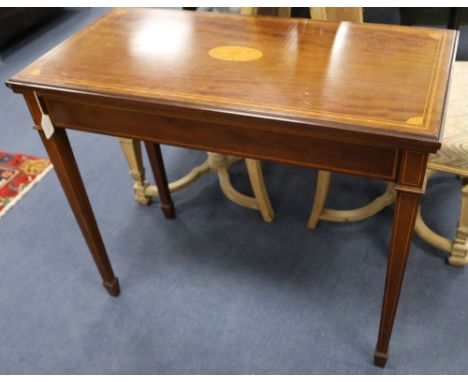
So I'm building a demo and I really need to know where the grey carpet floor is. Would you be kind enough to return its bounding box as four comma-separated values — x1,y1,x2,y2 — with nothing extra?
0,8,467,374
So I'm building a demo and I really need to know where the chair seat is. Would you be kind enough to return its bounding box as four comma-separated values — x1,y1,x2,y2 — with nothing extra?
428,62,468,175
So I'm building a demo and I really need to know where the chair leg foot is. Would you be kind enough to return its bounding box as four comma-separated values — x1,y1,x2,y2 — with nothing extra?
447,248,468,266
103,277,120,297
447,181,468,266
448,228,468,265
118,138,151,205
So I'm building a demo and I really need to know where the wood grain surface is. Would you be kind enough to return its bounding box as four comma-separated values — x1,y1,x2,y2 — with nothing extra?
8,8,457,142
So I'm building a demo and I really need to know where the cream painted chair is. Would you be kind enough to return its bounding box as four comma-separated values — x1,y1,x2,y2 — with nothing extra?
117,7,281,223
308,61,468,266
309,7,363,22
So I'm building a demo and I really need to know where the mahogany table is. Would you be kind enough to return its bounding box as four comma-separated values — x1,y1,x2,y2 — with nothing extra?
6,8,457,367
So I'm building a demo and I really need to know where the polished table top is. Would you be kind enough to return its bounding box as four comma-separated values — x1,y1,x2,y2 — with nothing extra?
10,8,457,146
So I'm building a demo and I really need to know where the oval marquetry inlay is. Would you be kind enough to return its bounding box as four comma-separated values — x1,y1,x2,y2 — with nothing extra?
208,46,262,62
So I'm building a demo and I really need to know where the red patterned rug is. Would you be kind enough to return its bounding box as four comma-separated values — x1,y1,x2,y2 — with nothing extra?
0,151,52,218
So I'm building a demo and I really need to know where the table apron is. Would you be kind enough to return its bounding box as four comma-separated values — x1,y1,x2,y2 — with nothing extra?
45,98,399,181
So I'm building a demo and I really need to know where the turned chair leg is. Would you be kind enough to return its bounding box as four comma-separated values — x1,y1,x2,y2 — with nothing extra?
413,170,468,266
449,177,468,266
245,159,274,222
118,138,151,205
307,170,331,228
217,159,275,223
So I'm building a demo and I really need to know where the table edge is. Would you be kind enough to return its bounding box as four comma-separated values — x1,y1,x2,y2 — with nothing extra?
5,78,443,154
